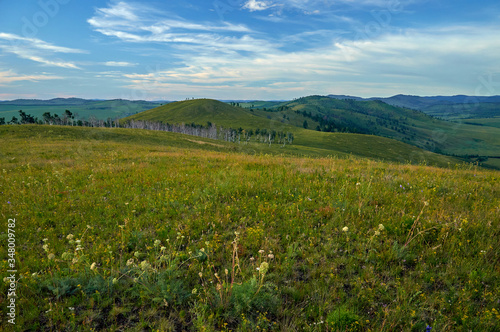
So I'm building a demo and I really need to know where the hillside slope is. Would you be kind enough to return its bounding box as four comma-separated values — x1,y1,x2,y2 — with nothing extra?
123,99,280,129
328,94,500,120
264,96,500,158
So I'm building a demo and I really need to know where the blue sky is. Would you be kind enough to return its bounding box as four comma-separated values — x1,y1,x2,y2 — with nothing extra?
1,0,499,100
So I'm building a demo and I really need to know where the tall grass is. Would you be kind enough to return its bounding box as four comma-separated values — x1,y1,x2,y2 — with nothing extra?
1,125,499,331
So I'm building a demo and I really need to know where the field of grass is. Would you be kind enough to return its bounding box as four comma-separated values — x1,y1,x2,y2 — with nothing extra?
1,125,499,331
424,103,500,120
463,118,500,129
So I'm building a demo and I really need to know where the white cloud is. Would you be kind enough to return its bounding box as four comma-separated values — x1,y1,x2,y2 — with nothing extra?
0,33,86,54
119,25,500,98
242,0,274,12
104,61,137,67
88,2,263,55
0,70,62,86
97,1,139,21
0,33,84,69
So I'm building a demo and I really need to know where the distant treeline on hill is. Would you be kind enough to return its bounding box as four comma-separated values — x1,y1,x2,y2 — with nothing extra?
1,110,294,146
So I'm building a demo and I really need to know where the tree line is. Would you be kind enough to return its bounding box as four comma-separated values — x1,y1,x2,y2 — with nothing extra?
1,110,294,146
295,110,368,134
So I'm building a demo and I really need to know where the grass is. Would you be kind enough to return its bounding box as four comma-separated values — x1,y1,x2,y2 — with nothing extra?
463,117,500,129
424,103,500,120
0,125,499,331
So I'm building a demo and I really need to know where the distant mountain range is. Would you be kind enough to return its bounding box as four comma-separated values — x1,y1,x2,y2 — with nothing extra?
327,94,500,119
328,94,500,109
2,94,499,122
0,98,168,106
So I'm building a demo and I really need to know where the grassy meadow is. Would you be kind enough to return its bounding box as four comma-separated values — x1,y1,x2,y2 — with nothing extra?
0,125,499,331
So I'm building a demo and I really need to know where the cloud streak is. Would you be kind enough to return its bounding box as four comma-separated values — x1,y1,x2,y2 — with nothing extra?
0,70,63,86
118,24,500,98
104,61,137,67
242,0,275,12
88,2,272,55
0,33,85,69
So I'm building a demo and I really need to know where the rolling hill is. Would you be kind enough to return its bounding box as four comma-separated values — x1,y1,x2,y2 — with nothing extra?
122,99,280,130
328,94,500,120
261,96,500,159
122,98,464,168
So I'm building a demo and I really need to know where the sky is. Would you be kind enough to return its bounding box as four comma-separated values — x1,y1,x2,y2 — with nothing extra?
0,0,500,100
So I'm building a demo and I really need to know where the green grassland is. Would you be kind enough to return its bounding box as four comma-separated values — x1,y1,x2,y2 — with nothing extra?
0,99,162,121
0,125,499,331
462,117,500,129
238,101,284,109
423,103,500,120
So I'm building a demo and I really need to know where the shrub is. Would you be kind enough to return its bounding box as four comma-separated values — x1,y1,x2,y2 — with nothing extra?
326,306,362,331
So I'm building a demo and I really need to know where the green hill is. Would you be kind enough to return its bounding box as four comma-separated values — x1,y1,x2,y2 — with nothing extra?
424,102,500,120
259,95,500,158
122,98,284,130
122,98,464,168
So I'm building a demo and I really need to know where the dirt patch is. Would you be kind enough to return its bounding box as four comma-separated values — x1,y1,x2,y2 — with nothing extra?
186,139,225,148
